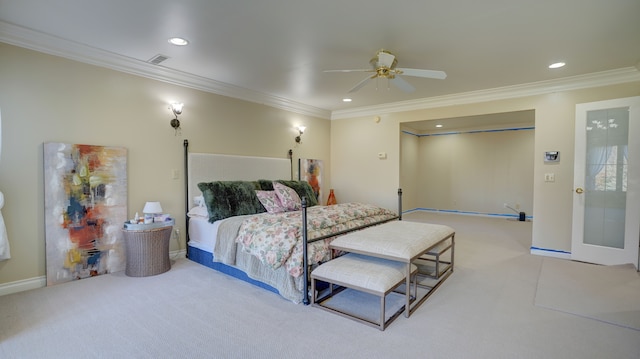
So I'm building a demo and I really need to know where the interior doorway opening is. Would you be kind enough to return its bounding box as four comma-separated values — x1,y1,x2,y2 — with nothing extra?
400,110,535,221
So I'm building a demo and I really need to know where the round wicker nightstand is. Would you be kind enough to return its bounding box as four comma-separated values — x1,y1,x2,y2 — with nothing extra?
122,226,172,277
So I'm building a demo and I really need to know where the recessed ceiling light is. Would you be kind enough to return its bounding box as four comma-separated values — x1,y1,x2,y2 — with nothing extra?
435,124,443,128
549,62,565,69
168,37,189,46
342,98,352,102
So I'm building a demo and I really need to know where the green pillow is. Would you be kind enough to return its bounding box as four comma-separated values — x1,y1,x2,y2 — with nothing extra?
197,181,265,222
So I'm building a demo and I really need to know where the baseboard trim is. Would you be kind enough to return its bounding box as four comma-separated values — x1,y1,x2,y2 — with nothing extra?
0,249,188,297
403,207,532,221
530,247,571,260
0,276,46,297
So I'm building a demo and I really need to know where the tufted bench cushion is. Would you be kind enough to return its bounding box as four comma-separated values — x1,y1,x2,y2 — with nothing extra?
311,253,417,330
330,221,454,262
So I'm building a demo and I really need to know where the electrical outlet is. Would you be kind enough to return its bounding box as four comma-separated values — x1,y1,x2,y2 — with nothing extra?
515,204,520,210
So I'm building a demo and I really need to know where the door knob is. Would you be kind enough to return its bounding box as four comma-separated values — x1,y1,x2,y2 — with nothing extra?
575,187,584,194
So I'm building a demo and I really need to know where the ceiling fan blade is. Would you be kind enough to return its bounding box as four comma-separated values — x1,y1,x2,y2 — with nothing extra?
397,68,447,79
348,75,375,93
390,76,415,93
323,69,373,73
377,51,396,68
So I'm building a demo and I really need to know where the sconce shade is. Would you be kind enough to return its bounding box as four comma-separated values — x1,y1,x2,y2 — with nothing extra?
143,201,163,214
170,102,183,115
169,103,184,133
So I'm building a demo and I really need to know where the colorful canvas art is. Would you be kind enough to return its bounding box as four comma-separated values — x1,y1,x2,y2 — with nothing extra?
44,143,127,286
299,158,323,202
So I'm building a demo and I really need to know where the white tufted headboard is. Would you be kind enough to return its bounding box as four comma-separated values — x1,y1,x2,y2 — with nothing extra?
186,152,291,210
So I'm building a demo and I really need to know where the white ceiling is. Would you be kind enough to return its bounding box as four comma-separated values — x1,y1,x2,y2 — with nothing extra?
1,0,639,120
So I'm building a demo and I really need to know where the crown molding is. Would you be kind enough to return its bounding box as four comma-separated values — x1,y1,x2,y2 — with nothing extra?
331,67,640,120
0,21,331,119
2,21,638,122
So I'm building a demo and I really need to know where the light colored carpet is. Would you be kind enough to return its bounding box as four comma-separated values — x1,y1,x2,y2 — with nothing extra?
535,257,640,330
1,212,639,358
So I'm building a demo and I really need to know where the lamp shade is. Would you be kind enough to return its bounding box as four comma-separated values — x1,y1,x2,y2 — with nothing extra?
142,201,163,214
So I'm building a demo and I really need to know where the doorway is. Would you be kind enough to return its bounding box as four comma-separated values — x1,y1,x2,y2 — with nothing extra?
400,110,535,219
571,96,640,268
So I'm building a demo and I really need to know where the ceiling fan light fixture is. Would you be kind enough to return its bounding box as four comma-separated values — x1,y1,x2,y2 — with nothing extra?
325,49,447,94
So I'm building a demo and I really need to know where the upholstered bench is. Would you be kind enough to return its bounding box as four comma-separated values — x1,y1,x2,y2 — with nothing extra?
330,220,455,317
416,237,454,279
311,252,418,330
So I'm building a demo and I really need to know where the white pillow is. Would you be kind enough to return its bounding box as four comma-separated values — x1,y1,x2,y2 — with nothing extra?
193,195,205,207
187,206,209,218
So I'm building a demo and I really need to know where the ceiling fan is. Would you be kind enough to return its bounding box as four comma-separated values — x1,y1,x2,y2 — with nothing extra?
324,49,447,93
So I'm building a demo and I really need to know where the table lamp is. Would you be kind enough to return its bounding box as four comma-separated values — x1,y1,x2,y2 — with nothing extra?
143,201,163,223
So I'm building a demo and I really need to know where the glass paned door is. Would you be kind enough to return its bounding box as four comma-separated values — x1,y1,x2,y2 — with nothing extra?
572,97,640,268
583,107,628,249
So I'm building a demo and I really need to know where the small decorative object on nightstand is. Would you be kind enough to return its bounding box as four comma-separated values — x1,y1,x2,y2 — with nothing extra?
122,218,174,277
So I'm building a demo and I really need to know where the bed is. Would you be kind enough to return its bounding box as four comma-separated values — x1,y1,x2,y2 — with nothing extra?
183,140,400,304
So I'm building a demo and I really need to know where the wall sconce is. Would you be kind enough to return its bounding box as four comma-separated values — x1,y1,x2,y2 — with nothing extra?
169,102,183,134
295,126,306,143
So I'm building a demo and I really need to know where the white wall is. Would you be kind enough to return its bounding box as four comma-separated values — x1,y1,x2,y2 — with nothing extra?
0,43,331,286
406,127,534,215
399,130,419,211
330,115,401,211
331,83,640,255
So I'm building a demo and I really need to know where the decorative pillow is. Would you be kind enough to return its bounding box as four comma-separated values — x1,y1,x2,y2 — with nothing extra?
274,180,318,207
256,179,275,191
193,195,205,207
255,190,286,213
187,206,209,218
273,182,302,211
197,181,266,222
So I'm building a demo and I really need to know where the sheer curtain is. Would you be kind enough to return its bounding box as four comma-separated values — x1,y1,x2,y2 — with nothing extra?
0,108,9,260
586,145,611,191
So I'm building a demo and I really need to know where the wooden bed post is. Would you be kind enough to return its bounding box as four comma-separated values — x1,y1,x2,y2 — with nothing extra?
184,139,190,258
302,196,310,305
398,188,403,221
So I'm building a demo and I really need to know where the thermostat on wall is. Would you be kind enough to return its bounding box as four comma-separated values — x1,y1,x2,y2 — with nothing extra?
544,151,559,162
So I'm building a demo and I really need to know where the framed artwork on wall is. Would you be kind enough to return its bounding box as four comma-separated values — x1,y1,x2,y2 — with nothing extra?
298,158,323,203
44,142,128,286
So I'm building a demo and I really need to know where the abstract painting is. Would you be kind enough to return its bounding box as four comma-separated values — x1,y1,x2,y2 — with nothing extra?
44,143,127,286
299,158,323,202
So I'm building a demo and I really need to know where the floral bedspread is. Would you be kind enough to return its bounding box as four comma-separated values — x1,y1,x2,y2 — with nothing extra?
235,202,397,277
